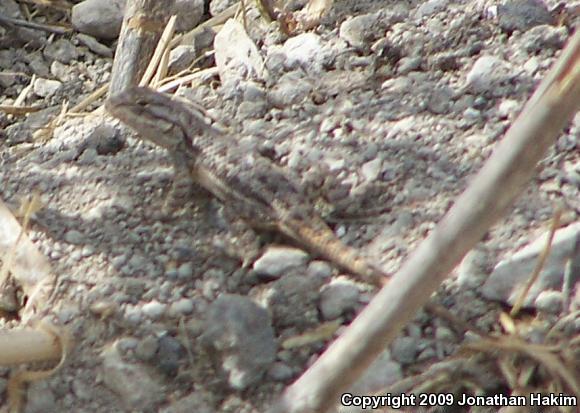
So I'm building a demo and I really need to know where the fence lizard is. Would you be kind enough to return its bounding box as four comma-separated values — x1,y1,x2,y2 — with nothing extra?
106,87,388,288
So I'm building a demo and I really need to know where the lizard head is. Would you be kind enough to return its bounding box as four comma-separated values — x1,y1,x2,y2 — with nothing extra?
106,86,212,152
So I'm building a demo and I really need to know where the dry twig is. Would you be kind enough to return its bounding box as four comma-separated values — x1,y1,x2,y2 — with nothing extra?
510,207,563,316
109,0,175,96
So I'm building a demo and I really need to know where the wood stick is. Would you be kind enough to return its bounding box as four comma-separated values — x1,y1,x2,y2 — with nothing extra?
109,0,175,96
0,328,61,365
141,14,177,87
0,15,70,34
171,3,238,48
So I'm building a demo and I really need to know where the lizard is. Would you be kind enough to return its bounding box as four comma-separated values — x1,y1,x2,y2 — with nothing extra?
105,86,388,288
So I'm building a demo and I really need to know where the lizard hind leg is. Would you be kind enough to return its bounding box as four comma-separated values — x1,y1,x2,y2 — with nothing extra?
162,182,212,218
212,208,263,269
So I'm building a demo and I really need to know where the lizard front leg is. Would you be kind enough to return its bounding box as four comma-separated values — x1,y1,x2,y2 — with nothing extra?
162,148,213,216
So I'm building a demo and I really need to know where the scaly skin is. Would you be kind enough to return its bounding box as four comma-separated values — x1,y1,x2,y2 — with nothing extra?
106,87,388,287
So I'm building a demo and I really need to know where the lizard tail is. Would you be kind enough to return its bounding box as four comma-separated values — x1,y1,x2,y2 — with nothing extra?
282,220,389,288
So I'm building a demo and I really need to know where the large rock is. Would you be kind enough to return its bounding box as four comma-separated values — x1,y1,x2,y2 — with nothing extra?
481,223,580,308
200,294,276,390
72,0,204,40
71,0,125,40
214,19,265,83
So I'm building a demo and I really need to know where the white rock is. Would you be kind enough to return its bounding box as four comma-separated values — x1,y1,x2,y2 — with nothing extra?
72,0,203,39
214,19,265,82
498,99,520,118
415,0,449,18
253,246,309,278
535,291,563,314
282,33,325,73
142,300,166,319
101,343,164,410
168,298,194,316
339,13,380,48
71,0,125,40
319,281,360,320
465,55,511,93
361,158,383,183
174,0,205,32
307,260,333,279
481,223,580,308
34,78,62,98
349,350,402,394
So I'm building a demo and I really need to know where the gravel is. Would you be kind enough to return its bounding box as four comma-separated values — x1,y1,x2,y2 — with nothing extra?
1,0,578,411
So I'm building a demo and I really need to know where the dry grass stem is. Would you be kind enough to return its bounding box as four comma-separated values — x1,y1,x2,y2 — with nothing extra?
510,207,563,316
140,14,177,87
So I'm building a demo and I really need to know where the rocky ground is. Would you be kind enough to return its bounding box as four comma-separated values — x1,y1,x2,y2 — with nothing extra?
0,0,579,412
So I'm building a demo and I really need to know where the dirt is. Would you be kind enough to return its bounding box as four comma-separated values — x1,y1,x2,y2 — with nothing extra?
0,0,579,412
